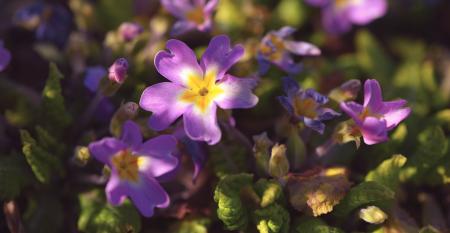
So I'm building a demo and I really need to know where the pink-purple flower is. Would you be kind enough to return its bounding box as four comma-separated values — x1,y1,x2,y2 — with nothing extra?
161,0,218,36
305,0,387,34
278,77,340,134
118,22,144,42
88,120,178,217
108,58,129,84
340,79,411,145
139,35,258,145
257,27,321,75
0,40,11,72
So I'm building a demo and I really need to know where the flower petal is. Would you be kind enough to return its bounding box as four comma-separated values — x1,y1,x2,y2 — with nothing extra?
215,75,259,109
278,96,295,116
204,0,219,13
322,6,352,34
120,120,142,149
284,40,321,56
155,39,203,86
304,89,328,105
161,0,191,18
139,82,190,131
282,77,300,97
360,117,388,145
183,104,221,145
304,117,326,134
83,66,106,92
0,44,11,72
128,176,170,217
200,35,244,80
346,0,387,25
384,107,411,130
88,138,127,166
363,79,384,111
105,174,127,205
340,101,364,124
317,108,341,121
273,26,296,38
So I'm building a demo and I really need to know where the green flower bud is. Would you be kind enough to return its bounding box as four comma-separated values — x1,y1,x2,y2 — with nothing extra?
359,206,388,224
268,144,289,178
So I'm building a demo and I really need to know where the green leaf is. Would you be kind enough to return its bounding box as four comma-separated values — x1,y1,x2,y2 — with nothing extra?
294,216,344,233
213,173,253,231
252,204,290,233
24,193,63,233
333,181,395,219
20,130,55,183
95,0,133,30
170,218,211,233
78,191,141,233
365,154,407,191
35,126,64,156
355,30,394,86
400,126,448,184
0,154,32,199
254,179,282,208
40,63,71,136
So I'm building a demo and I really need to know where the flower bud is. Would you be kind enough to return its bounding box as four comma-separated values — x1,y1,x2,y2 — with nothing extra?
268,144,289,178
108,58,128,84
359,206,388,224
328,79,361,103
74,146,90,166
252,132,273,174
118,22,143,42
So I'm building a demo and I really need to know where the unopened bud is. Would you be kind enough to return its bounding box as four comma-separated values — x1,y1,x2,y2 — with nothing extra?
329,79,361,103
268,144,289,178
118,22,143,42
74,146,90,166
359,206,388,224
108,58,128,84
110,102,139,137
252,132,273,174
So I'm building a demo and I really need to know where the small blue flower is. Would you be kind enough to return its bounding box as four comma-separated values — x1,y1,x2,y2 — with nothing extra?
277,77,340,134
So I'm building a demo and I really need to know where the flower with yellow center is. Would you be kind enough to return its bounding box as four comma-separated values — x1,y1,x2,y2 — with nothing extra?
111,149,147,182
186,6,205,25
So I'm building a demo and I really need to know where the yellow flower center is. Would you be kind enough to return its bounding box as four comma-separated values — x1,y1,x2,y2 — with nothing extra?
111,149,146,182
179,69,224,113
294,97,318,119
186,6,205,24
359,107,382,120
259,34,285,61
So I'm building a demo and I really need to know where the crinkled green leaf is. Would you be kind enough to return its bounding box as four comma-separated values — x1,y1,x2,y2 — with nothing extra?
78,191,141,233
0,153,32,199
254,179,282,208
35,126,64,156
20,130,61,183
214,173,253,231
294,216,344,233
253,204,290,233
333,181,395,218
400,126,448,184
40,63,71,136
210,144,247,179
365,154,407,191
170,218,211,233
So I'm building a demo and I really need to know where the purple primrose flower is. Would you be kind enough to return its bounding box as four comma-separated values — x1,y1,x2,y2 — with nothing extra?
257,27,321,75
139,35,258,145
88,120,178,217
305,0,388,34
161,0,218,36
118,22,144,42
108,58,129,84
0,41,11,72
340,79,411,145
278,77,340,134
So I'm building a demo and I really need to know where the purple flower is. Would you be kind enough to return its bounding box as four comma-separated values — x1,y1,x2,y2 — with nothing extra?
84,66,107,92
118,22,144,42
257,27,320,75
139,35,258,145
0,41,11,72
88,121,178,217
14,3,73,48
305,0,387,34
278,77,340,134
161,0,218,36
340,79,411,145
108,58,129,84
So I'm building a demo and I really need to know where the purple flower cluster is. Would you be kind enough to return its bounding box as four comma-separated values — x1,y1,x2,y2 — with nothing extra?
0,41,11,72
305,0,387,34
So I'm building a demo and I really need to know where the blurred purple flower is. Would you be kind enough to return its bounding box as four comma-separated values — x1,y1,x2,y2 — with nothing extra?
0,41,11,72
257,27,320,75
108,58,129,84
118,22,144,42
88,121,178,217
340,79,411,145
84,66,107,92
140,35,258,145
14,2,73,48
161,0,218,36
305,0,387,34
278,77,340,134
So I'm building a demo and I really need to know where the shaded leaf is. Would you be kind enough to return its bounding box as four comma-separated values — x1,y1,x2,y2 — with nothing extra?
0,154,32,199
252,204,290,233
365,154,407,191
294,216,344,233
